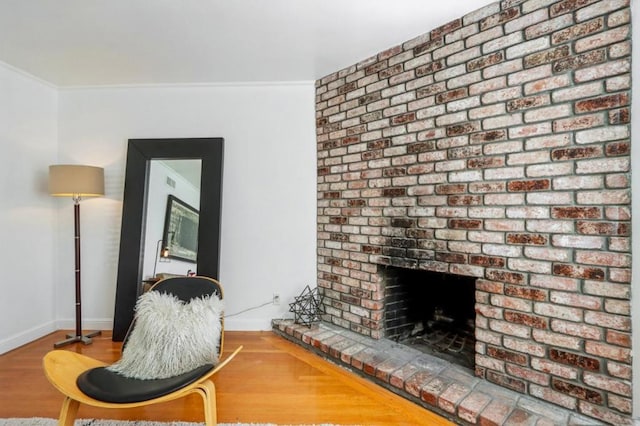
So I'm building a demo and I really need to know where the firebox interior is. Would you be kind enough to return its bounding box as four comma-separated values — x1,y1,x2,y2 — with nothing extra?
382,266,476,370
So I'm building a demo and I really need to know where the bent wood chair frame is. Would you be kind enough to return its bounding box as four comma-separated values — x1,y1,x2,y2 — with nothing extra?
43,276,241,426
44,346,242,426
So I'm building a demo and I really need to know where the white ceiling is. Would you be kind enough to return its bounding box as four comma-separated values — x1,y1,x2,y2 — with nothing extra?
0,0,493,87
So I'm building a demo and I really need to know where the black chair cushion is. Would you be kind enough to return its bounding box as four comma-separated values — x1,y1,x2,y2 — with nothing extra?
153,278,222,302
77,363,214,403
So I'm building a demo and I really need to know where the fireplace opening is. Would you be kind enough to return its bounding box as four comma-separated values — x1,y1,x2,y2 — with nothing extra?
382,266,476,370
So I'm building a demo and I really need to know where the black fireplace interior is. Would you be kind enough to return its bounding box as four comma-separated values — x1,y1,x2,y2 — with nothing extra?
383,266,476,370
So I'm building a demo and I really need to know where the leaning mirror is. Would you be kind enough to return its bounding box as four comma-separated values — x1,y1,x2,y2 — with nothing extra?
112,138,224,341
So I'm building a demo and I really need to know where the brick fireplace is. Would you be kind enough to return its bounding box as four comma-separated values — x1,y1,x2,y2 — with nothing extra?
315,0,632,423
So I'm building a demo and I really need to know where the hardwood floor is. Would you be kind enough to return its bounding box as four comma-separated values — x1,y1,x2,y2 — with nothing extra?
0,330,453,425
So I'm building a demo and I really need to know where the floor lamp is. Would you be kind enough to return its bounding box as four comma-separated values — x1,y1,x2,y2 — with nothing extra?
49,164,105,348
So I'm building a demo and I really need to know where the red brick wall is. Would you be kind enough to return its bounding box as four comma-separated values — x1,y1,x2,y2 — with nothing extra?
315,0,632,423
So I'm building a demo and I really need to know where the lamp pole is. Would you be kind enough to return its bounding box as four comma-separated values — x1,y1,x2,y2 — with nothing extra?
54,195,102,348
49,164,104,348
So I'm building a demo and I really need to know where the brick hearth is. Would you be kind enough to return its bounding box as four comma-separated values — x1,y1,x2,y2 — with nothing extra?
273,320,602,425
314,0,632,424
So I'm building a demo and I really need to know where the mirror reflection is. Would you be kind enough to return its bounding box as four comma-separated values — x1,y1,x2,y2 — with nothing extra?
141,159,201,288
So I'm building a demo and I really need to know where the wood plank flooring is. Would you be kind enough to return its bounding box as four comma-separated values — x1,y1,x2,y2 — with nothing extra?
0,330,453,425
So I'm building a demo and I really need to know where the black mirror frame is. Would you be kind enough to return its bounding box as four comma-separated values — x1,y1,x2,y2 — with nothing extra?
112,138,224,341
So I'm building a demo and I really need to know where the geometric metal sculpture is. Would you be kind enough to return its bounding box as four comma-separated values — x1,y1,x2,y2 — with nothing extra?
288,285,325,327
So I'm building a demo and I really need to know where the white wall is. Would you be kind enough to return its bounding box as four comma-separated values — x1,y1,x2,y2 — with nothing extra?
0,63,58,354
56,82,317,331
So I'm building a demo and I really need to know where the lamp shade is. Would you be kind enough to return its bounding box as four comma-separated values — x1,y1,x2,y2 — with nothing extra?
49,165,105,197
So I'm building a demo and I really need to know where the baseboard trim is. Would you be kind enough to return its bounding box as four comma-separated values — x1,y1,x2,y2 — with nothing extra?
0,322,57,355
0,317,268,355
54,318,114,332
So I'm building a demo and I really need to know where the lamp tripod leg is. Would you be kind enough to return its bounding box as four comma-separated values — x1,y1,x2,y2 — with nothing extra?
54,331,102,348
63,330,102,341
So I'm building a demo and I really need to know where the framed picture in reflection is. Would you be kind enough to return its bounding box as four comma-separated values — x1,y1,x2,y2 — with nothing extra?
162,195,199,263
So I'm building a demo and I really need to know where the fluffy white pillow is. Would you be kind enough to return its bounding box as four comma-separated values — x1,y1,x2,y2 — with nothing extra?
107,291,224,380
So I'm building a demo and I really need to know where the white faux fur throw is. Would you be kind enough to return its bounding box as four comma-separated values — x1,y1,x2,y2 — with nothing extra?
107,291,224,380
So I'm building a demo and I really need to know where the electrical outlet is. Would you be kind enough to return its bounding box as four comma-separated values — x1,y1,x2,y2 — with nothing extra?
273,293,280,305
